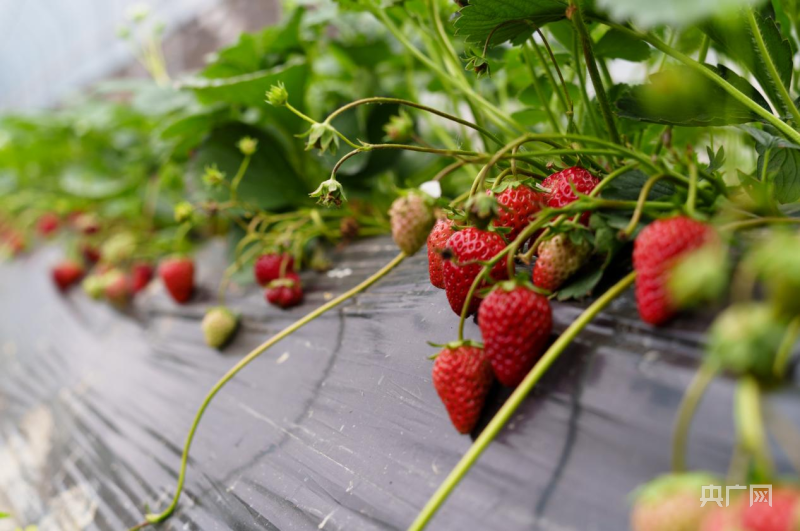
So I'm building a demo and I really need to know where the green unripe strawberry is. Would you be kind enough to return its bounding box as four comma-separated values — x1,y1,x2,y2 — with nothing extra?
202,306,239,349
532,233,592,292
707,303,786,381
631,473,721,531
101,232,137,264
82,273,110,299
389,191,435,256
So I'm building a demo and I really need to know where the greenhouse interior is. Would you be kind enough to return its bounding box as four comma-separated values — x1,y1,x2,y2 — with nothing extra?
2,0,800,530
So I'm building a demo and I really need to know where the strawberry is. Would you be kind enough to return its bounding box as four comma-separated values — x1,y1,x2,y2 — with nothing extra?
491,184,543,241
631,473,720,531
1,230,25,256
541,166,599,224
72,213,100,235
532,234,592,292
443,227,509,316
740,487,800,531
265,272,303,308
131,262,154,293
432,343,494,434
37,212,60,237
427,218,454,289
80,242,101,265
389,191,435,255
159,256,195,304
478,282,552,387
700,487,800,531
254,253,295,286
52,260,85,291
202,306,239,348
104,270,131,306
634,216,715,325
541,166,600,208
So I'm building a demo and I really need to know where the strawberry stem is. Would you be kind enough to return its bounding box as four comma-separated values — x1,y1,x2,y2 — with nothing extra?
671,361,719,472
134,252,406,529
411,271,636,530
735,376,774,481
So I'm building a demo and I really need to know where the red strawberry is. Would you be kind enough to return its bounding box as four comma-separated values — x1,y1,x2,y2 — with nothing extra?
265,272,303,308
541,166,599,208
37,212,60,237
443,227,509,316
478,282,552,387
131,262,154,293
254,253,295,286
532,234,592,292
491,184,543,241
700,487,800,531
80,242,101,265
159,257,195,304
73,213,100,235
631,473,720,531
541,166,599,224
104,270,131,305
740,488,800,531
427,219,455,289
634,216,715,326
432,343,494,434
52,260,85,291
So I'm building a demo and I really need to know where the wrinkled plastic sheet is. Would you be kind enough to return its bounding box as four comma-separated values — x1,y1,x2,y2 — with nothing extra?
1,236,799,531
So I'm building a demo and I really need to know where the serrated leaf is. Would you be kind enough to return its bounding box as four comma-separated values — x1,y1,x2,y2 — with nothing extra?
594,29,652,62
703,8,794,114
757,143,800,203
556,268,603,301
179,60,308,108
596,0,763,27
615,64,770,126
707,145,726,172
455,0,568,49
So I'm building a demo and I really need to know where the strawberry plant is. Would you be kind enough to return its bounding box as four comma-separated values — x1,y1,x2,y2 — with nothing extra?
3,0,800,530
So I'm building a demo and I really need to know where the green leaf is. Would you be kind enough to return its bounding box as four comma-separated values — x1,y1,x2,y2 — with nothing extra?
594,29,652,62
596,0,764,27
600,169,677,201
454,0,568,49
615,64,770,126
180,60,309,109
743,126,800,203
759,145,800,203
189,123,310,210
556,268,603,301
703,8,794,114
707,145,726,172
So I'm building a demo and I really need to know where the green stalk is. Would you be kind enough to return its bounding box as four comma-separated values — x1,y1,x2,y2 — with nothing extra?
671,362,719,472
324,97,505,148
521,45,562,133
370,7,521,134
133,253,406,530
601,21,800,146
571,2,621,144
229,154,253,202
572,29,602,137
745,9,800,123
686,164,698,219
735,376,774,480
528,38,570,115
698,35,710,63
408,271,637,531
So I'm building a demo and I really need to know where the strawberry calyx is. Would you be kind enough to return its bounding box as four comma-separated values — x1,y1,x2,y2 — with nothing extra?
426,339,483,359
